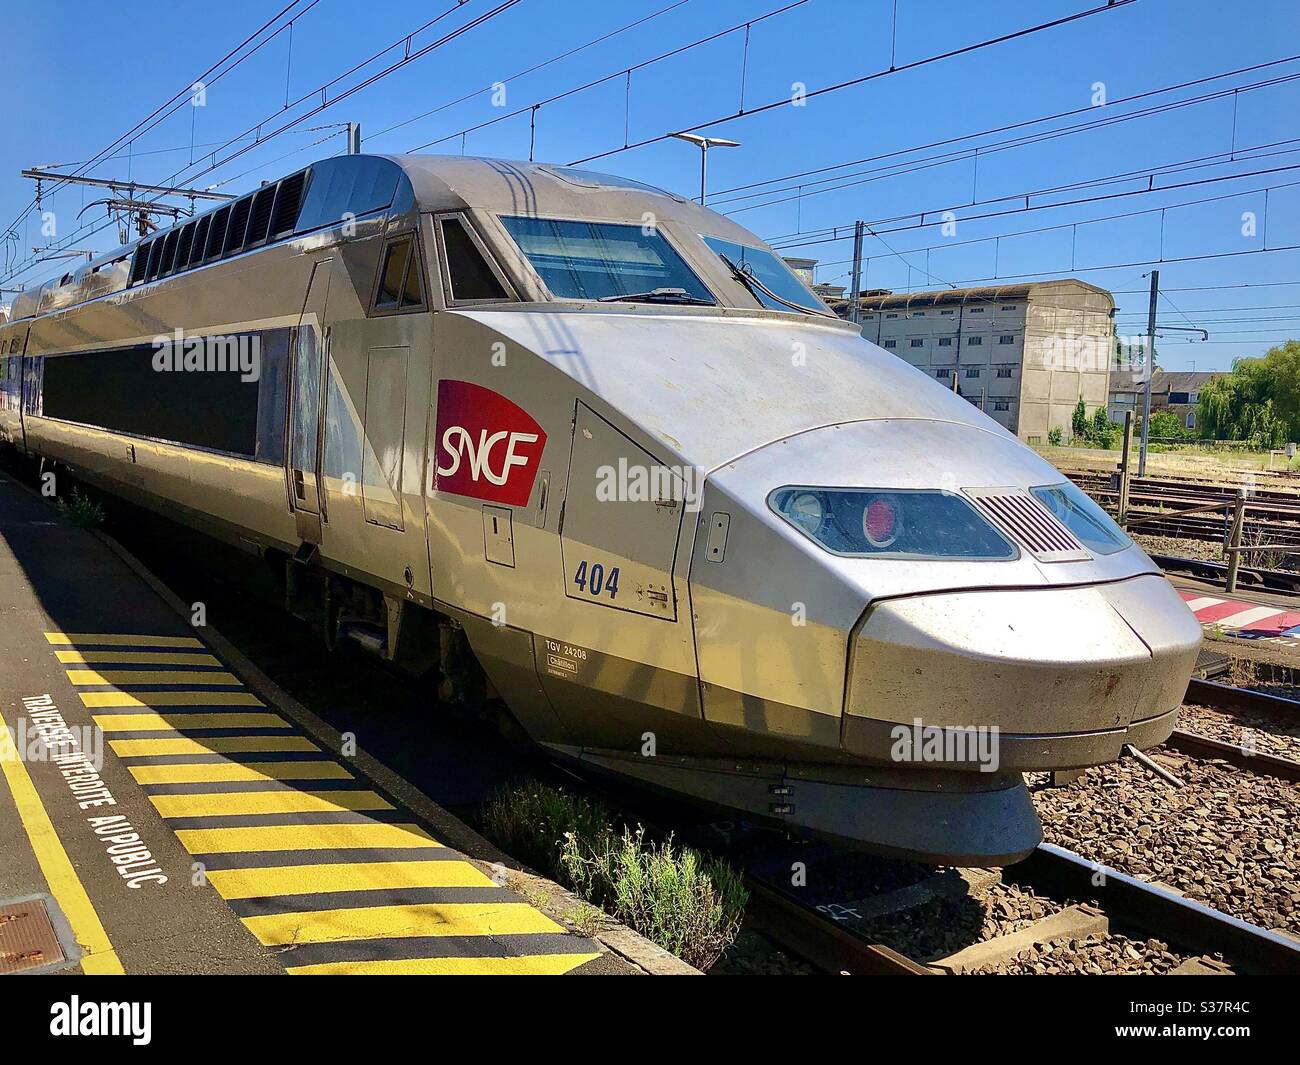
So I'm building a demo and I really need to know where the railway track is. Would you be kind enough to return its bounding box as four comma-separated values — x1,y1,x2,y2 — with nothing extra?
736,838,1300,976
741,680,1300,975
1171,678,1300,780
1067,470,1300,518
1150,552,1300,593
1066,469,1300,551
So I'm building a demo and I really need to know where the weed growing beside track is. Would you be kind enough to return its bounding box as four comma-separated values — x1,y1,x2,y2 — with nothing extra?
482,781,747,969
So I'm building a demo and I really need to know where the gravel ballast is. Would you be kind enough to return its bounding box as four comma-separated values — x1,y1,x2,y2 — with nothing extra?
1177,702,1300,762
1029,752,1299,936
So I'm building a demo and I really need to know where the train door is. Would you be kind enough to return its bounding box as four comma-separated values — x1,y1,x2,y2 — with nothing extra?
559,402,684,620
19,330,38,452
0,328,30,449
289,259,333,545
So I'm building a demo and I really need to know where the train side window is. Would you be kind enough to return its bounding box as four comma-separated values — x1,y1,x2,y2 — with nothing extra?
376,239,410,310
400,248,425,309
372,235,427,315
437,216,510,304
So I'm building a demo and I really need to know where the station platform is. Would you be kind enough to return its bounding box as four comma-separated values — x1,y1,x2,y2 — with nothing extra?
0,472,627,975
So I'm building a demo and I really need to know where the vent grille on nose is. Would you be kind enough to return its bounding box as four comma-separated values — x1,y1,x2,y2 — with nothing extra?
965,488,1090,562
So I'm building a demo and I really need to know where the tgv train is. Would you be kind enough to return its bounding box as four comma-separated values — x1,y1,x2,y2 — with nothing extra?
0,153,1201,864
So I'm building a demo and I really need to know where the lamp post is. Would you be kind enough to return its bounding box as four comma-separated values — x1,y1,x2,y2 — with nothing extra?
670,132,741,206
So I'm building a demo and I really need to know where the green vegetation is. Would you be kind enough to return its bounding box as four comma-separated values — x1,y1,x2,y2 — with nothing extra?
1149,410,1193,441
481,781,747,970
1198,340,1300,449
1071,397,1088,438
56,487,105,528
1067,398,1118,448
1047,426,1063,446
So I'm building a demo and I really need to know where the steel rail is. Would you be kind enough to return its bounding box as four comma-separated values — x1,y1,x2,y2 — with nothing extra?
1150,553,1300,593
741,875,935,975
1165,729,1300,782
1004,843,1300,975
1186,678,1300,715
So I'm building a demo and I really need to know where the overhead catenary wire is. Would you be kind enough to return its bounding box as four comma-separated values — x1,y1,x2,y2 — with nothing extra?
0,0,322,248
708,53,1300,208
1,0,524,287
565,0,1137,166
766,147,1300,251
368,0,695,144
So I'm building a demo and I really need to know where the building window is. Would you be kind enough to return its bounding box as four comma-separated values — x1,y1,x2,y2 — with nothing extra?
910,338,924,348
1189,392,1199,403
940,309,955,315
938,337,953,346
883,340,897,349
969,307,984,313
1186,412,1196,429
1000,304,1017,311
965,368,980,378
993,400,1009,411
996,367,1012,378
999,335,1015,344
885,313,898,319
1168,391,1190,404
967,335,983,346
936,369,951,379
912,311,925,317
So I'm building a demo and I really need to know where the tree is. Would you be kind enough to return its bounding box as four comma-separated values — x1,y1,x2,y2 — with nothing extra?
1088,406,1117,448
1149,410,1190,441
1071,398,1088,438
1198,340,1300,448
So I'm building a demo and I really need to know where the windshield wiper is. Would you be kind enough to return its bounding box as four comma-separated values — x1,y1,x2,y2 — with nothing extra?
597,287,715,306
718,253,834,318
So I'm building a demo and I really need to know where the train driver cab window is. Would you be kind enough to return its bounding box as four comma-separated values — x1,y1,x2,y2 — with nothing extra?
499,215,712,305
373,236,426,314
700,235,828,315
438,216,510,303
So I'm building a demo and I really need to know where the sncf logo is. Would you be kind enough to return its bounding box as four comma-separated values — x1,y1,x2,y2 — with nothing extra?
433,379,547,507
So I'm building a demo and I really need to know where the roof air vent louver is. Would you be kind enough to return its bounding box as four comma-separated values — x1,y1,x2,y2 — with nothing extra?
964,488,1090,562
174,223,195,273
190,215,211,267
130,245,149,284
158,230,179,275
269,169,309,238
246,184,276,247
222,197,253,257
205,205,231,261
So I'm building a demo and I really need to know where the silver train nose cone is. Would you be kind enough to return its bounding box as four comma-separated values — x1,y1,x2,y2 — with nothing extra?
845,574,1202,770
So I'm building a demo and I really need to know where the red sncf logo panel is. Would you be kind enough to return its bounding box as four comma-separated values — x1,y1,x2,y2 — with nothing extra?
433,379,547,507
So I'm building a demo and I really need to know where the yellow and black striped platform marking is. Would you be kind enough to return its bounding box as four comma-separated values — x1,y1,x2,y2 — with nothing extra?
46,632,602,975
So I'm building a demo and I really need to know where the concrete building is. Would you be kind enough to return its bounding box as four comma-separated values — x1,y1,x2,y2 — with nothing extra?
849,280,1116,441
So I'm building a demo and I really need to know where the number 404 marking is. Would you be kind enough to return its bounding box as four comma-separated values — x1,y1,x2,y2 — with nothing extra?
573,560,619,600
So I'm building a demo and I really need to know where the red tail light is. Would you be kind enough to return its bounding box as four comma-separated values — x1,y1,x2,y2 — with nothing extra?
863,497,897,547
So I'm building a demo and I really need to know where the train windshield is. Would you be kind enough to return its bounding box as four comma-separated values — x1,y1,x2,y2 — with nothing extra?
1032,481,1133,555
499,216,715,305
701,236,827,313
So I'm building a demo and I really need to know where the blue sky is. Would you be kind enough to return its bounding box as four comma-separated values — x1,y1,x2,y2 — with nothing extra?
4,0,1298,370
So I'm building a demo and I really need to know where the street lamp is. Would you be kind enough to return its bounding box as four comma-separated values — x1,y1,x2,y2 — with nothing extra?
670,132,741,206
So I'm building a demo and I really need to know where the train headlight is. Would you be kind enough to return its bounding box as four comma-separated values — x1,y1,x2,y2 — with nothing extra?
787,491,826,535
769,487,1017,560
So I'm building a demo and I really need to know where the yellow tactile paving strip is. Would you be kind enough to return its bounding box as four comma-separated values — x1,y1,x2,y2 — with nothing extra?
44,632,602,975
